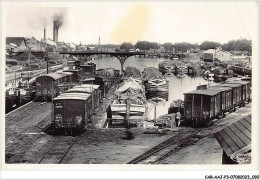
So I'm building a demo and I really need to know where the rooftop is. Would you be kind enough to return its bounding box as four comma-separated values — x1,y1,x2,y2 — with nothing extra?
214,115,251,157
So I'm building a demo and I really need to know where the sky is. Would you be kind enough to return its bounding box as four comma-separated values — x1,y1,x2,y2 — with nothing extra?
3,2,257,45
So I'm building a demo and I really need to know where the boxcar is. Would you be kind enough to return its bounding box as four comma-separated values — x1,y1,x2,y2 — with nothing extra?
63,69,80,83
35,72,73,101
226,80,251,104
64,84,100,109
184,89,222,127
80,63,96,74
208,86,233,114
217,82,243,108
52,93,91,135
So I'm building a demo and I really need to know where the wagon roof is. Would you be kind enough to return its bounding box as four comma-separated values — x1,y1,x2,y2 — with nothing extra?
53,96,89,101
59,93,91,97
226,80,250,85
65,87,93,93
63,69,80,72
184,89,222,96
36,72,72,82
74,84,100,89
54,93,90,100
217,83,242,88
210,85,233,91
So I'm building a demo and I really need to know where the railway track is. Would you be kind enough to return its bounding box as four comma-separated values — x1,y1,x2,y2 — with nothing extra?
127,128,200,164
37,136,78,164
6,102,49,128
127,106,252,164
5,113,51,148
6,124,51,164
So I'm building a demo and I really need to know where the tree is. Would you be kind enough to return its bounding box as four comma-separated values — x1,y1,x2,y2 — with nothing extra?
173,42,197,52
162,43,174,51
199,41,221,50
135,41,159,50
120,42,134,50
222,39,251,52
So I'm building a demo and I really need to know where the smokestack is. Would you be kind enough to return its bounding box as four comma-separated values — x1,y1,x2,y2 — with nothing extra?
53,21,59,42
44,28,46,40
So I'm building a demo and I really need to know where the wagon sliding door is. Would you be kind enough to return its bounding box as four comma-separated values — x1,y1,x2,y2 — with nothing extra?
64,100,85,127
184,94,193,120
210,96,215,119
192,95,201,120
202,95,210,121
215,93,221,116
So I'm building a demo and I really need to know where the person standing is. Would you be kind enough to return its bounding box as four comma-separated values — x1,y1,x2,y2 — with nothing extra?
175,111,181,127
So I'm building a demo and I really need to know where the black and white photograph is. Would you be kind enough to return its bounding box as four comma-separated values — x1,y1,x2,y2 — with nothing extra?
1,1,259,179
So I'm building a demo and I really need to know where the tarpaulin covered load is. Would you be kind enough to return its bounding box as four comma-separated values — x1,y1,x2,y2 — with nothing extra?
168,99,184,114
115,77,144,95
143,67,169,101
124,66,142,78
142,67,165,81
158,61,175,74
122,66,143,84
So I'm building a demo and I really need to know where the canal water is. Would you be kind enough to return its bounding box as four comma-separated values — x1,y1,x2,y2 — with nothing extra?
95,56,213,119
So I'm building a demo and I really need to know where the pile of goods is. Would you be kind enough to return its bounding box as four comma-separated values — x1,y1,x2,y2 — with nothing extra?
158,61,175,74
230,153,251,164
154,113,176,128
168,99,184,114
108,68,147,127
122,66,142,84
143,67,169,101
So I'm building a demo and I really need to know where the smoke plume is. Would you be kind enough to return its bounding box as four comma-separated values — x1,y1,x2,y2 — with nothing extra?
53,14,63,28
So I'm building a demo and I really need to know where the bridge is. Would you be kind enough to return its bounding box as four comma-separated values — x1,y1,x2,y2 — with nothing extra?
59,51,145,73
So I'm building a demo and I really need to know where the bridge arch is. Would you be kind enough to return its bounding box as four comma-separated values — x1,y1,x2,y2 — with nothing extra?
59,51,145,74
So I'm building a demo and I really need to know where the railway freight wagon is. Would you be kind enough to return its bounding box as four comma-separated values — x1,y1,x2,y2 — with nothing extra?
231,66,252,76
142,67,169,101
63,69,80,83
35,72,73,101
52,93,91,135
208,86,233,114
64,84,101,109
184,89,222,127
225,80,251,103
216,82,244,108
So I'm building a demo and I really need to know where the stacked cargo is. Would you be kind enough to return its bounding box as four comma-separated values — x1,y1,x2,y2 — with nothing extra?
158,61,175,74
175,61,188,74
108,68,147,127
142,67,169,101
122,66,143,84
168,99,184,114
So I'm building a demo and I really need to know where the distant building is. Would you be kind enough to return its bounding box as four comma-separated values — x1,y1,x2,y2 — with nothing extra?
6,37,28,51
67,43,77,51
26,37,43,51
57,42,70,51
41,38,57,52
202,49,232,62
